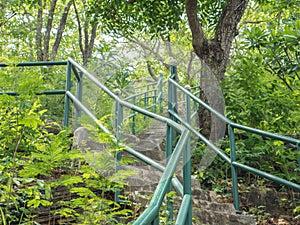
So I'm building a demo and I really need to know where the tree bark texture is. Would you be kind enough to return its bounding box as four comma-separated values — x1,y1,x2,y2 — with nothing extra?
51,0,72,61
186,0,248,81
36,0,43,61
74,1,98,66
35,0,72,61
44,0,58,61
186,0,248,168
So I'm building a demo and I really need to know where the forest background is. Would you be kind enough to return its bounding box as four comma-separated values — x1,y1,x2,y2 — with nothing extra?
0,0,299,224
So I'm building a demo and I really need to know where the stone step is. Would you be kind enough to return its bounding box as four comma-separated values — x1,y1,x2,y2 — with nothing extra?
72,121,256,225
122,120,167,162
192,186,217,202
123,145,165,162
193,199,236,214
122,162,256,225
122,165,162,192
193,208,256,225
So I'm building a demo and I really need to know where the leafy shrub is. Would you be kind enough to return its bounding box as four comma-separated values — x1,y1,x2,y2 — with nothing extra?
0,91,135,224
192,133,299,191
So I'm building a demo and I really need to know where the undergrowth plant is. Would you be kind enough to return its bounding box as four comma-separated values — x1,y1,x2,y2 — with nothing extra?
0,93,54,224
193,134,299,190
192,133,299,222
0,93,136,224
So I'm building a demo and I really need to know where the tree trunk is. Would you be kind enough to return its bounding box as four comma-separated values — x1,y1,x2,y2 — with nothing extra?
198,61,226,170
51,0,72,61
44,0,58,61
35,0,72,61
36,0,43,61
73,1,98,66
186,0,248,169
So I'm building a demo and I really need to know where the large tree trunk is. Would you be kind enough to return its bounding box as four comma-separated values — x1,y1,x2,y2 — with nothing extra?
186,0,248,80
186,0,248,169
198,61,226,170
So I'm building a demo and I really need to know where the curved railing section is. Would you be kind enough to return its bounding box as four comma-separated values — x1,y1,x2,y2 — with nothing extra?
120,73,163,134
167,75,300,211
66,58,192,225
0,59,192,224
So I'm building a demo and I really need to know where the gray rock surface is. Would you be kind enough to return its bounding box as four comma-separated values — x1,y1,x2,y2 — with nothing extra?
72,123,256,225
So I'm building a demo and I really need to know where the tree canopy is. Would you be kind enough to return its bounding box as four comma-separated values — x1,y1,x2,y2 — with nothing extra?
0,0,299,135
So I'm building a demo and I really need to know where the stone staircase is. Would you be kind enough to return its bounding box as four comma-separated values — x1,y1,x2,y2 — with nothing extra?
73,120,256,224
120,120,256,225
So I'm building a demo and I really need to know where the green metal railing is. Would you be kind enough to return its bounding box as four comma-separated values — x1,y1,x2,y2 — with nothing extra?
0,61,68,96
2,58,299,224
167,71,300,211
66,58,192,224
121,73,163,134
1,58,192,224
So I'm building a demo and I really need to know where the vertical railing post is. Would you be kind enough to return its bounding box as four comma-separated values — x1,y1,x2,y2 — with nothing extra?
132,96,136,134
166,58,178,222
151,215,159,225
297,142,300,169
184,85,192,225
144,92,147,120
75,71,83,128
146,84,149,106
159,71,163,113
229,125,240,211
114,89,123,202
63,60,72,127
154,89,157,114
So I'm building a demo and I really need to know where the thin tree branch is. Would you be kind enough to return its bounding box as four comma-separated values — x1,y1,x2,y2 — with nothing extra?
84,22,98,66
51,0,72,61
128,37,169,70
73,1,84,58
0,12,16,27
155,40,161,56
83,21,89,62
44,0,58,61
186,51,195,80
242,20,267,24
146,61,158,81
36,0,43,61
185,0,208,55
161,35,174,58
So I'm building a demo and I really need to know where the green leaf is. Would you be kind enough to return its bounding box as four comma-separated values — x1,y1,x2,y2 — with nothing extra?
57,175,83,187
27,198,52,208
273,140,284,146
70,187,97,198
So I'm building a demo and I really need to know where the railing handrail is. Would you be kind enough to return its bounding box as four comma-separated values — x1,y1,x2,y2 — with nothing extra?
169,106,300,190
133,130,190,224
169,78,300,145
129,81,158,91
0,61,67,67
68,58,180,131
4,58,298,224
67,58,191,224
168,77,300,212
66,90,185,196
123,88,158,101
0,58,189,224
